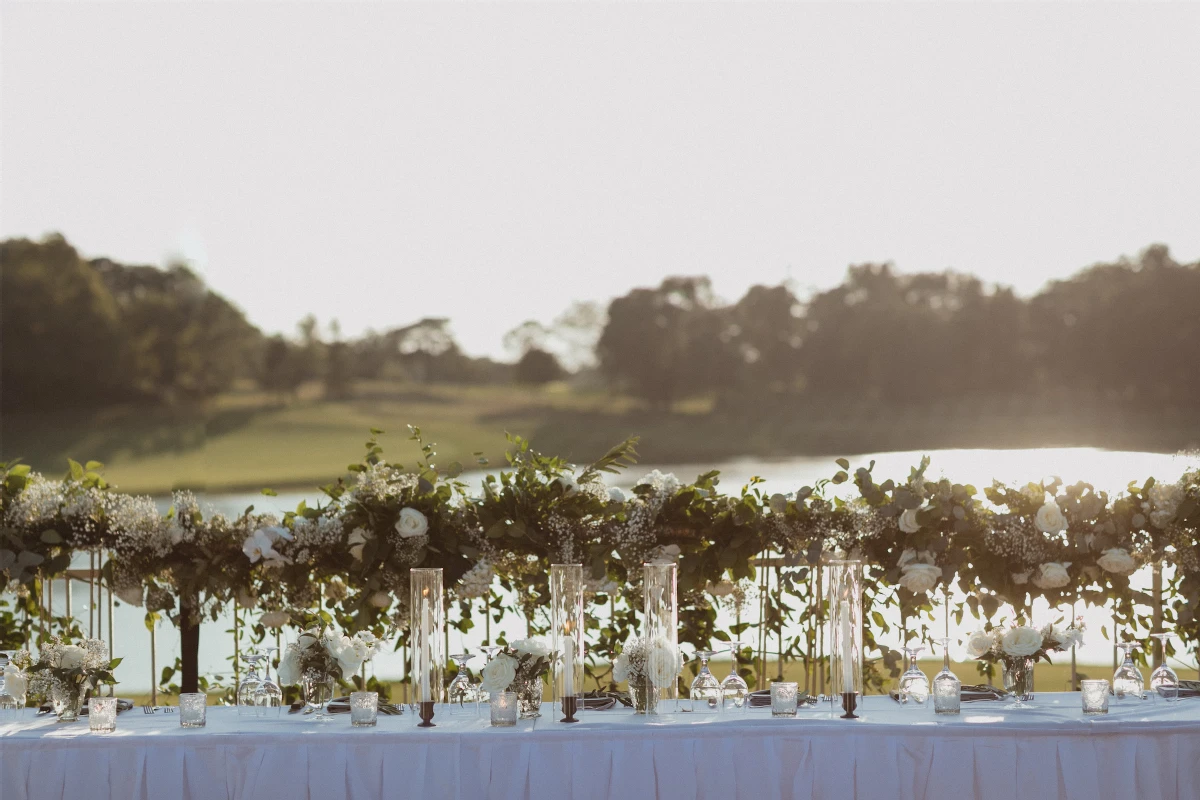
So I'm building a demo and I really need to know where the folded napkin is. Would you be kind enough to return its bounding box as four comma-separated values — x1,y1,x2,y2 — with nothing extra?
1158,680,1200,699
583,690,630,709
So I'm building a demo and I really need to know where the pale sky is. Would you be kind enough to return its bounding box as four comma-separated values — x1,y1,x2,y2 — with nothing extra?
3,1,1199,358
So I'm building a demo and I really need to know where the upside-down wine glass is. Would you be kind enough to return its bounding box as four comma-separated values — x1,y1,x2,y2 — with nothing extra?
898,645,930,706
255,647,284,716
237,654,265,716
689,650,722,712
720,641,749,711
932,638,961,714
1113,640,1145,701
447,653,479,715
1149,633,1180,702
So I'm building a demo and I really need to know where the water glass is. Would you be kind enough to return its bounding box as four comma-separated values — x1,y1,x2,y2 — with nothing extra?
179,693,207,728
1081,680,1109,715
350,692,379,727
89,696,117,733
770,681,799,717
490,691,518,727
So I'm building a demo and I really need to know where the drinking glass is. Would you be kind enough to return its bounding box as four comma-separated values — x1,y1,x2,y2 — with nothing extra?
447,653,479,716
770,681,799,717
89,696,117,732
689,650,722,713
931,637,961,715
179,693,207,728
480,645,503,662
898,645,930,706
237,654,265,717
1112,641,1144,701
254,648,284,716
350,691,379,727
490,691,518,727
1149,633,1180,702
720,641,749,711
1081,679,1109,714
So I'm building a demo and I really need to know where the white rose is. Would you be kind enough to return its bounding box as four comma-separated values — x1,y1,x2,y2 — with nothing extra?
1053,627,1085,650
608,487,626,504
612,652,630,684
510,637,551,658
336,638,368,677
1035,500,1068,534
480,653,518,694
58,645,86,670
965,630,995,659
1097,548,1137,576
898,509,921,534
1032,562,1071,589
1011,570,1031,585
3,664,27,700
260,610,290,628
277,647,301,686
242,530,281,563
1000,626,1044,658
646,643,682,688
898,563,942,594
395,508,429,538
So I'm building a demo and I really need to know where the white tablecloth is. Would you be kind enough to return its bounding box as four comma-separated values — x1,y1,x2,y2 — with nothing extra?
3,693,1199,800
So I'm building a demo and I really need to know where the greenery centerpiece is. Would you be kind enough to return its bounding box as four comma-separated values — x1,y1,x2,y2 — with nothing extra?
21,637,121,722
479,638,556,718
965,622,1084,705
611,635,683,715
276,621,381,717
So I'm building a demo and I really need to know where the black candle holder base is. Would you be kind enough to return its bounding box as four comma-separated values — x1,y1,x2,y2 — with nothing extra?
418,701,436,727
840,692,859,719
560,696,579,723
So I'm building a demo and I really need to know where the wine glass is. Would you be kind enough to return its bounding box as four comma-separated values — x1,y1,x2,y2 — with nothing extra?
1149,633,1179,702
931,637,961,714
720,641,749,711
255,647,284,716
689,650,722,713
237,654,265,716
446,653,479,715
898,645,930,706
1113,641,1145,701
0,650,23,718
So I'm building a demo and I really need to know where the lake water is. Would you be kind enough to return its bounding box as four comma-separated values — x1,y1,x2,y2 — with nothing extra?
36,447,1199,690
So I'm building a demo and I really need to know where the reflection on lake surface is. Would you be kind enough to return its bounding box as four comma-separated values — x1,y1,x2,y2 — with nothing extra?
72,448,1200,690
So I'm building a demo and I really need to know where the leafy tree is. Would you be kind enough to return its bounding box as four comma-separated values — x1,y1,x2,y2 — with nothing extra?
514,348,565,385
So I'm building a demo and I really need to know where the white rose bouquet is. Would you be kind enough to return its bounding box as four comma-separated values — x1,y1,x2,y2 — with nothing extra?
23,636,121,715
611,635,682,713
276,624,382,687
479,638,556,695
965,621,1084,666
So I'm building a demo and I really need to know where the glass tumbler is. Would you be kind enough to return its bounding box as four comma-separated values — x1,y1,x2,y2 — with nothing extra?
350,692,379,727
89,696,117,733
1081,680,1109,715
490,691,518,727
770,681,799,717
179,693,207,728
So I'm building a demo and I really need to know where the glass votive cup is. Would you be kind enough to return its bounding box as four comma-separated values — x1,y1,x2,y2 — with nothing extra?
350,691,379,727
179,693,207,728
490,691,518,727
89,696,117,733
1081,680,1109,715
770,681,799,717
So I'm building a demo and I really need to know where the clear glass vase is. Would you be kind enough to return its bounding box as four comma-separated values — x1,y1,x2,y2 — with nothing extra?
629,674,659,715
1002,657,1035,707
301,667,335,718
51,684,86,723
516,677,543,719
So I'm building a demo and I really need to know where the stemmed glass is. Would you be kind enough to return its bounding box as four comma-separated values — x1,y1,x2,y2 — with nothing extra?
689,650,722,712
898,645,930,706
0,650,24,717
720,641,749,711
237,654,265,716
255,648,284,716
447,653,479,715
1113,640,1145,701
1149,633,1179,701
932,637,961,714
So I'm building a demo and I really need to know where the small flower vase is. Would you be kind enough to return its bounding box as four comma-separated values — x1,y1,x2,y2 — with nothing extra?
1002,657,1035,706
516,678,543,719
301,667,335,718
629,674,658,715
52,684,86,723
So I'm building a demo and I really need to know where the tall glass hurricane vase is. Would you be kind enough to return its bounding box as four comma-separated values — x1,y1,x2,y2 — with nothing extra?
551,564,585,723
643,563,679,706
827,560,863,716
410,568,444,727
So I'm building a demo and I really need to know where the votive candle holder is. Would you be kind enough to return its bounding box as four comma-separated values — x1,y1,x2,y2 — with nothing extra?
179,693,207,728
350,692,379,727
1081,680,1109,715
771,681,799,717
490,691,518,727
89,696,117,733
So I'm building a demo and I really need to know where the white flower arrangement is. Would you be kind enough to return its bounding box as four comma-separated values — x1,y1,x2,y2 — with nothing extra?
276,625,382,686
965,621,1083,665
22,636,120,705
610,635,681,689
478,638,556,694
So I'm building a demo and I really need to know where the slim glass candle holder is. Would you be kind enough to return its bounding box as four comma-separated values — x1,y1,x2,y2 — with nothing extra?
179,693,206,728
490,691,518,727
643,562,679,706
551,564,585,723
1081,679,1109,715
350,691,378,727
827,560,863,718
410,568,444,728
89,696,117,733
770,682,799,717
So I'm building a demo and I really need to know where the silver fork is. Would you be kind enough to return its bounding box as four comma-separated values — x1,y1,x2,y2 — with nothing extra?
142,705,156,714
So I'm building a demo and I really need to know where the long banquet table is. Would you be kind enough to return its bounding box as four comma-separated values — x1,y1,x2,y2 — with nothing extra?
3,693,1199,800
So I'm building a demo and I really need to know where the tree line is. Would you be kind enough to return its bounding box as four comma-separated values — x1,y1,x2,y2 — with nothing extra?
2,233,1197,414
